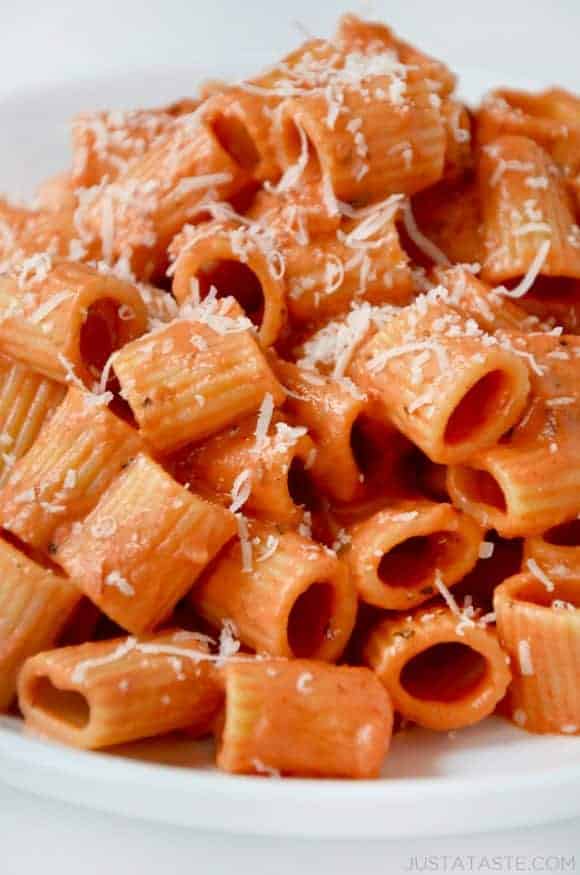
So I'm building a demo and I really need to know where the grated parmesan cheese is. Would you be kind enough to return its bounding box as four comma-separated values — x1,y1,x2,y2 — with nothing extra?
496,240,551,299
518,639,534,676
478,541,495,560
229,469,253,513
434,570,475,635
402,201,450,266
253,393,275,454
296,671,314,693
104,570,135,597
526,558,555,592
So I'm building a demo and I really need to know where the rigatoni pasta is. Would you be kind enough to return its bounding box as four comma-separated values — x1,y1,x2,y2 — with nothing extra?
479,135,580,286
175,411,317,525
0,357,66,486
350,295,531,464
524,520,580,577
0,14,579,780
113,295,285,453
191,523,357,661
0,386,144,553
477,88,580,177
171,219,288,346
272,355,406,503
364,606,511,731
494,574,580,734
218,659,393,778
0,259,148,385
447,334,580,537
75,113,251,279
275,64,446,205
71,103,199,188
18,630,224,749
57,454,236,633
0,537,80,709
347,499,483,610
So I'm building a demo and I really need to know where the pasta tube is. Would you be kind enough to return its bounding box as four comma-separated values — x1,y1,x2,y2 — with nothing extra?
201,90,280,183
18,630,224,749
272,14,451,205
199,36,347,186
448,441,580,539
282,205,414,325
494,573,580,734
448,334,580,537
0,357,65,486
173,199,413,332
347,499,483,610
478,88,580,176
0,537,80,709
0,387,143,552
76,114,250,278
479,135,580,285
364,606,511,730
57,454,236,634
113,296,285,453
71,105,196,187
524,521,580,577
0,199,80,272
434,265,545,333
276,67,445,205
171,219,287,346
351,297,530,464
335,14,456,98
273,356,395,503
0,260,147,385
177,412,317,526
191,523,356,661
218,659,393,778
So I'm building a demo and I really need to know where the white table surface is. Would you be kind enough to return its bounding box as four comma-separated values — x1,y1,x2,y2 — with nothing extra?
1,0,580,870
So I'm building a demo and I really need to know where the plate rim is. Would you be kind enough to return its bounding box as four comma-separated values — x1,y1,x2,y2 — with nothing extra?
2,716,580,837
2,714,580,796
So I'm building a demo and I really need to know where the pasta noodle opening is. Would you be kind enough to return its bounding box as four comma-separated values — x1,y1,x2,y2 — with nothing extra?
444,370,511,446
349,416,376,475
410,449,448,500
544,519,580,547
400,642,488,703
287,581,334,657
197,259,265,328
378,532,462,590
80,298,122,376
211,114,261,171
349,415,396,478
287,457,318,511
279,115,321,182
454,468,508,513
28,676,90,729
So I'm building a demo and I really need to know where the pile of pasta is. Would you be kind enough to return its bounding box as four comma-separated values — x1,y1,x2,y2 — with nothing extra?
0,13,579,780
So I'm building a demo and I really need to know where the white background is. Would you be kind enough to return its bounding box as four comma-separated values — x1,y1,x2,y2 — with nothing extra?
1,0,580,871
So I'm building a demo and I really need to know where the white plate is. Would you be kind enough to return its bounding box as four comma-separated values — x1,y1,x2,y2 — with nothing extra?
1,714,580,837
0,66,579,839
